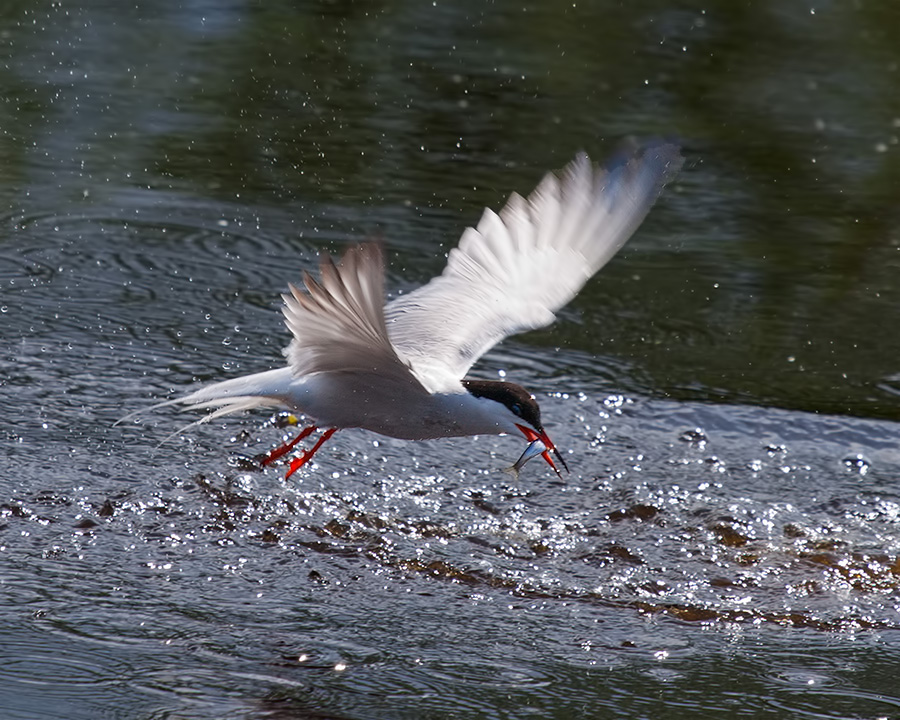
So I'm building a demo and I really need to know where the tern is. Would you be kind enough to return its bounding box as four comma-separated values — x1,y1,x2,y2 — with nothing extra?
129,141,682,477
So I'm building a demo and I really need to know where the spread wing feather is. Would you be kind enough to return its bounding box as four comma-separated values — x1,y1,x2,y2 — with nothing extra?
282,243,429,395
385,140,683,389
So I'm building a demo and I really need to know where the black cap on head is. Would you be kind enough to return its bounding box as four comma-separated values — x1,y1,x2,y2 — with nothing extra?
461,380,543,431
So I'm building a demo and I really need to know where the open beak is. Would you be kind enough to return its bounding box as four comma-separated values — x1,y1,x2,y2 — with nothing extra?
515,423,569,478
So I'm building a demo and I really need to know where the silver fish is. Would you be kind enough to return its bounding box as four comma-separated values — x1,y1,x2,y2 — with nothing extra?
503,438,548,480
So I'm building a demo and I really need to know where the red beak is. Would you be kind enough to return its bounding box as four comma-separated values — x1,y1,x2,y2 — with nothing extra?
515,423,569,477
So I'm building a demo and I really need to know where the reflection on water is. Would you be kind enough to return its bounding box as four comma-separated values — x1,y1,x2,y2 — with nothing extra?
1,0,900,718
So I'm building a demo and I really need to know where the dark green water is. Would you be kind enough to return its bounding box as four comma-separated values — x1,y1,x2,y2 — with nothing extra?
1,2,899,718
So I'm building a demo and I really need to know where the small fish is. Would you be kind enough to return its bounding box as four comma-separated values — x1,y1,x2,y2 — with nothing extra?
503,438,549,480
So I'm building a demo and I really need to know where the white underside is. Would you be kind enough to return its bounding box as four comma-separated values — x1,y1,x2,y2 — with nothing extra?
171,366,520,440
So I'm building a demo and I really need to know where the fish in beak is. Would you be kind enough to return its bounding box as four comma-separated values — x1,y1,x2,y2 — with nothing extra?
509,423,569,478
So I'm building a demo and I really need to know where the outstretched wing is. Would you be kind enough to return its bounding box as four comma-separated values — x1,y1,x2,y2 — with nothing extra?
282,243,429,396
385,140,683,390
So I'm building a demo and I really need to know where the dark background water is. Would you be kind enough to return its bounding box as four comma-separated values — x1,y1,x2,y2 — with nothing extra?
1,1,899,718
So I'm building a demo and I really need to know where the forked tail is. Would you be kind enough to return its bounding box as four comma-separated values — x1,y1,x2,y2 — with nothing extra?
118,366,337,474
116,367,295,441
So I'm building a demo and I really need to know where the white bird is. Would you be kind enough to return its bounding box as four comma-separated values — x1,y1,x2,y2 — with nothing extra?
128,141,683,478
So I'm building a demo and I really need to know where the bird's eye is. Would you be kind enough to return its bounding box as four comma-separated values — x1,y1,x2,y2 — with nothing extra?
511,403,522,417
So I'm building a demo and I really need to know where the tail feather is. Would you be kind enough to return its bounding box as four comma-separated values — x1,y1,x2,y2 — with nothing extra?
116,367,295,441
154,397,286,447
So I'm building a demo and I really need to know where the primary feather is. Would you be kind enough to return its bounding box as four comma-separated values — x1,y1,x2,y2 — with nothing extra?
385,140,683,391
281,243,426,394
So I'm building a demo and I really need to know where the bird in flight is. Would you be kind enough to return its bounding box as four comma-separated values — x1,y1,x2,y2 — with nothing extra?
129,141,682,478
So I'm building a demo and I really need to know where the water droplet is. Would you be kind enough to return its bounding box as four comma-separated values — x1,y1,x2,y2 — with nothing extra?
679,427,708,446
843,454,870,475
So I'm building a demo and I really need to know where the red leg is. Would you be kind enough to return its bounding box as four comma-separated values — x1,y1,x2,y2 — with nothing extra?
257,425,317,466
285,428,337,479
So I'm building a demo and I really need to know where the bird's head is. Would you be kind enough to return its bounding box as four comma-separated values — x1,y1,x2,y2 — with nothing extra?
461,379,568,477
